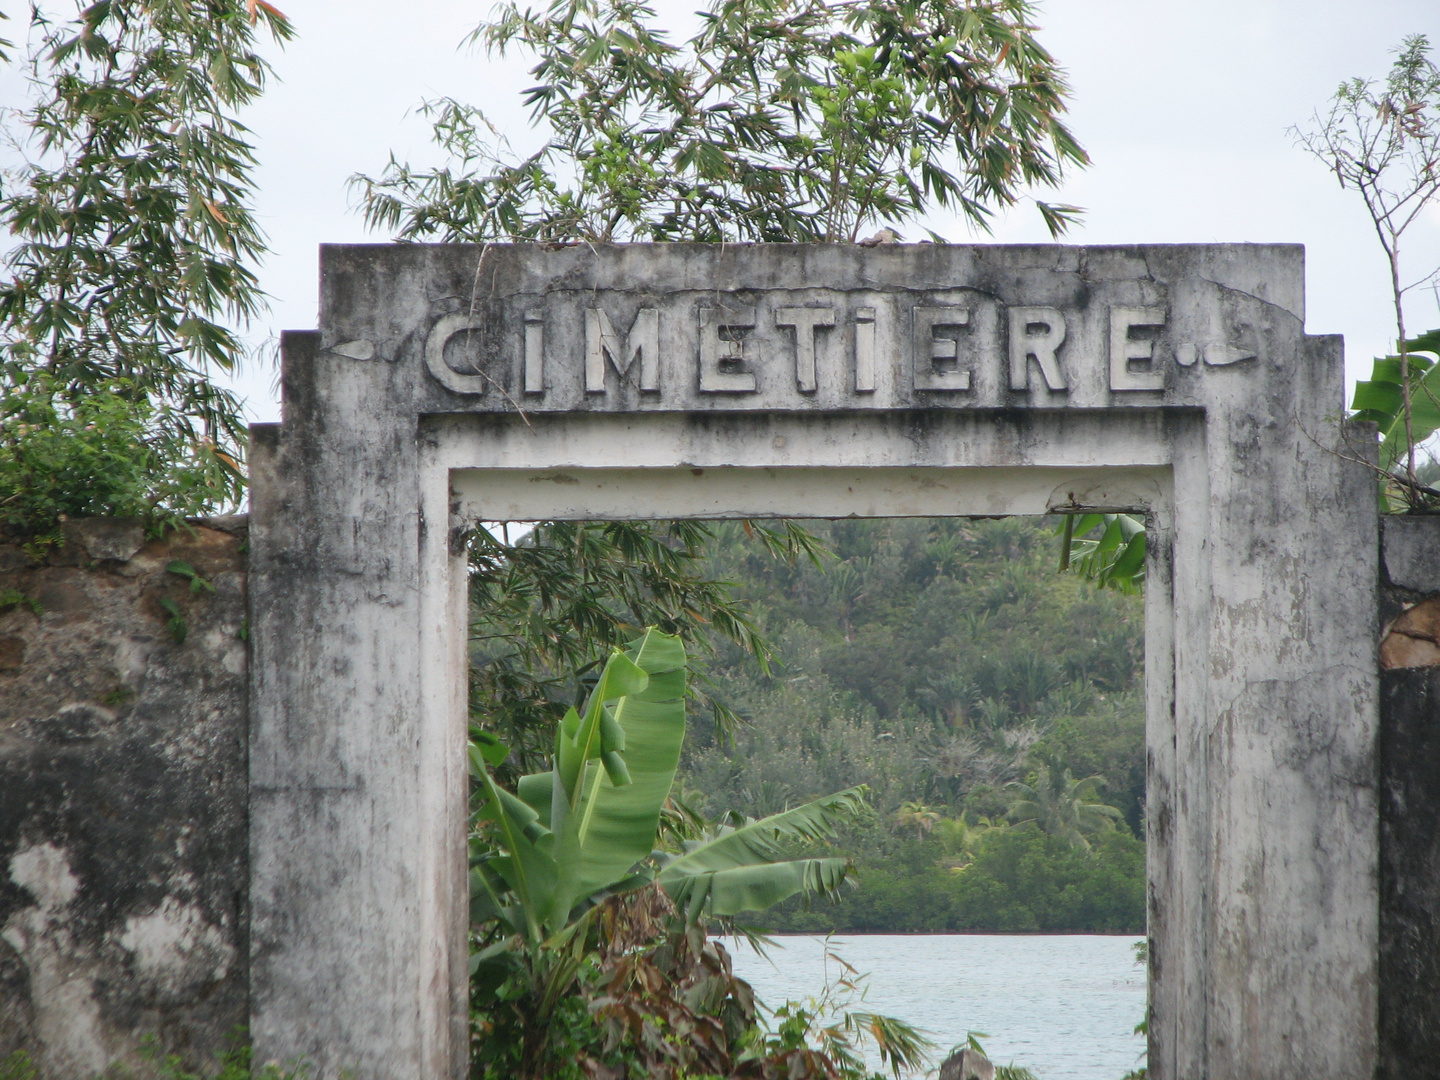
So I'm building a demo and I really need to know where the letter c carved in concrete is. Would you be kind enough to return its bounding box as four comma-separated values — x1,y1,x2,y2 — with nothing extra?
425,313,490,395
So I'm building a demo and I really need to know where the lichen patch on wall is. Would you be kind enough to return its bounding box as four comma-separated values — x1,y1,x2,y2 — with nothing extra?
0,518,250,1077
116,897,235,1005
3,844,111,1080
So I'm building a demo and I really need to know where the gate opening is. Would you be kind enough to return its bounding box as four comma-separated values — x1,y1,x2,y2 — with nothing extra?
463,514,1146,1077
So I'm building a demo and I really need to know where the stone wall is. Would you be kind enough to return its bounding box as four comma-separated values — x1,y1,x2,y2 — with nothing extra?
0,519,250,1078
1377,514,1440,1080
0,510,1436,1077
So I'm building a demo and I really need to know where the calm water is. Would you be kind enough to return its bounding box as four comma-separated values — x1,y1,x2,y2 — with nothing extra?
727,934,1146,1080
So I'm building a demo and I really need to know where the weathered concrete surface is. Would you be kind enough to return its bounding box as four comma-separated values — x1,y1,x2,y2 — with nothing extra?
1380,515,1440,595
320,242,1306,416
1378,514,1440,1080
0,520,249,1078
251,242,1377,1079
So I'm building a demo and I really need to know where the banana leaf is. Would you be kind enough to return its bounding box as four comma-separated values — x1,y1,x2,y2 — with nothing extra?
549,629,687,926
575,629,687,899
1351,329,1440,473
470,627,687,941
1055,512,1145,592
657,787,868,919
473,768,557,942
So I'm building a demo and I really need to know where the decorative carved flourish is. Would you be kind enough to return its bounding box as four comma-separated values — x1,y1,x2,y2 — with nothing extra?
1176,342,1256,367
330,340,376,361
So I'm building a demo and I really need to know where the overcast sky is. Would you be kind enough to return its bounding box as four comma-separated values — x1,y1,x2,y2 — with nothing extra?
224,0,1440,421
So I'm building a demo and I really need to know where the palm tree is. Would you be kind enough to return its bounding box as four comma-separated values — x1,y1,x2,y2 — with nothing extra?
894,800,941,838
1005,755,1124,851
935,815,1004,871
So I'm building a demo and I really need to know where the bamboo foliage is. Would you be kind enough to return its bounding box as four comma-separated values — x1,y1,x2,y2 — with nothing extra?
354,0,1087,244
1,2,294,513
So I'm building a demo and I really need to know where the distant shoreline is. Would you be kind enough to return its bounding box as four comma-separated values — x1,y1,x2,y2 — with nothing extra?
725,929,1145,938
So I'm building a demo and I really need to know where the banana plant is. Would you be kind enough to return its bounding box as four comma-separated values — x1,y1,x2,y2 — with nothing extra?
469,627,681,945
1350,328,1440,509
1055,512,1146,593
468,627,865,960
656,789,865,921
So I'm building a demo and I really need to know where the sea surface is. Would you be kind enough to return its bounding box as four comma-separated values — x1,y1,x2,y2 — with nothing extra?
726,934,1146,1080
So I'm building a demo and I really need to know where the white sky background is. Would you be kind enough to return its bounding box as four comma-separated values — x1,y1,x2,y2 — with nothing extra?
200,1,1440,419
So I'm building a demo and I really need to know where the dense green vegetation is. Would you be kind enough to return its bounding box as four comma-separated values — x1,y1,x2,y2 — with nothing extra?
466,630,933,1080
461,516,1145,1079
677,517,1147,934
1,3,293,538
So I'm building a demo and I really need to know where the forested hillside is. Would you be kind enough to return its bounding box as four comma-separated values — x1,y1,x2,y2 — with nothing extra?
679,517,1147,933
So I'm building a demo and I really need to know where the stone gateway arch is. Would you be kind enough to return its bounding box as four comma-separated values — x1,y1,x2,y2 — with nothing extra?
249,243,1377,1079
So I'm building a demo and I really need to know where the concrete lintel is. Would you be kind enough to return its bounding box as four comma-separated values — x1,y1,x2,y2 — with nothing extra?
448,465,1169,522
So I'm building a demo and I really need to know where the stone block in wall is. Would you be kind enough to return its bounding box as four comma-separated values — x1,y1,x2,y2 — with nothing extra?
1378,513,1440,1080
1382,515,1440,596
0,519,250,1078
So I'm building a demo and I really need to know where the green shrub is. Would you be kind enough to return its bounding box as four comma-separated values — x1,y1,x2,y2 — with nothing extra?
0,1051,36,1080
0,379,236,535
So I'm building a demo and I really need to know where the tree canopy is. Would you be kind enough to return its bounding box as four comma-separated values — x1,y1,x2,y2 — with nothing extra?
0,1,293,531
356,0,1087,243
